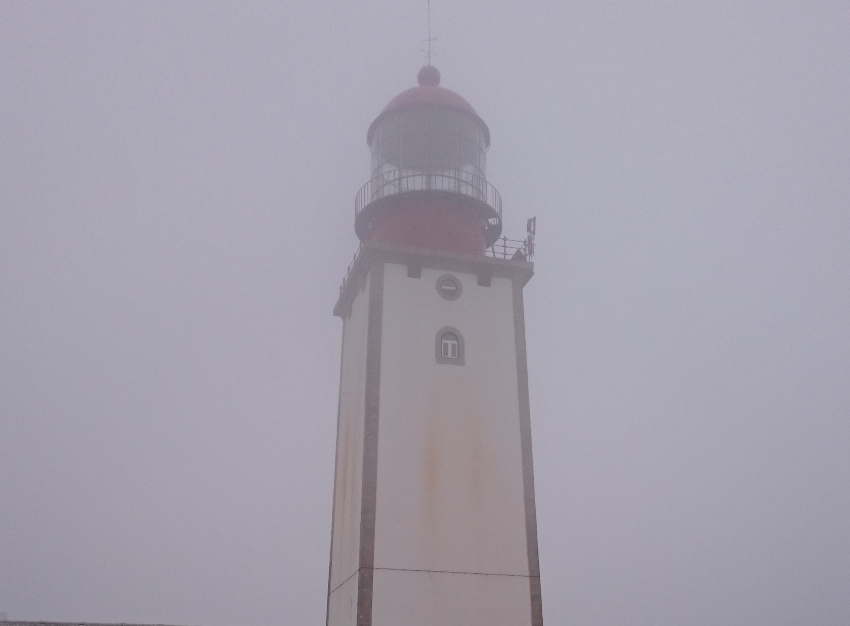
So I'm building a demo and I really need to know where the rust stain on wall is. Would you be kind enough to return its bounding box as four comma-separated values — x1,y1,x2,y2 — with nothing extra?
331,323,367,587
421,369,496,562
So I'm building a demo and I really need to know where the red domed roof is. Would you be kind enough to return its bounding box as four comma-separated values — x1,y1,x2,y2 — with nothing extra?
367,66,490,146
379,84,479,118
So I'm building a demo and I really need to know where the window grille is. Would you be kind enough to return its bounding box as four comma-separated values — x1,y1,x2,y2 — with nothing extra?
441,332,459,359
435,327,464,365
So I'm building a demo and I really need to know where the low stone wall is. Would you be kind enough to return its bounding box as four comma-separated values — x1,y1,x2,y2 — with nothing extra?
3,621,191,626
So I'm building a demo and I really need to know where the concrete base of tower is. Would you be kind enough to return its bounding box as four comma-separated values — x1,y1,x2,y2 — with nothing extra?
327,570,535,626
371,569,533,626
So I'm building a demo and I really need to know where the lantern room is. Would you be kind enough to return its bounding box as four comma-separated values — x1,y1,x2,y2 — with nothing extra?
354,66,503,252
367,66,489,179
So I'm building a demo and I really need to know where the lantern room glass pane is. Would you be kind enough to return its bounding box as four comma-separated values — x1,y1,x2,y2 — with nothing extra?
370,109,487,179
458,117,480,142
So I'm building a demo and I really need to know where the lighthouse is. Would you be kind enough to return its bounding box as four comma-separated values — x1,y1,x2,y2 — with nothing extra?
327,66,541,626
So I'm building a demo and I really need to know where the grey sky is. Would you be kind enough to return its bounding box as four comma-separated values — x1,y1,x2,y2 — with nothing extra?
1,2,849,625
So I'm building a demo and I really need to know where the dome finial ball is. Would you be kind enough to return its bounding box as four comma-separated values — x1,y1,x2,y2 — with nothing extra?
418,65,440,86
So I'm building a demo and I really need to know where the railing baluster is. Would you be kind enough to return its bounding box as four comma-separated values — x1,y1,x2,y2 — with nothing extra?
353,167,518,252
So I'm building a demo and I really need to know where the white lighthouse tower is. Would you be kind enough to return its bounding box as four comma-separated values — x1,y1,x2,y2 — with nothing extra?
327,66,541,626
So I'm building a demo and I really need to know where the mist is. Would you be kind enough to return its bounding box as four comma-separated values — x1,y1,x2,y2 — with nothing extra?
1,2,849,625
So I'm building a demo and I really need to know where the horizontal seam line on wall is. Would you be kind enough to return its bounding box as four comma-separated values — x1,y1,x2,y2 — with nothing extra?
372,567,531,577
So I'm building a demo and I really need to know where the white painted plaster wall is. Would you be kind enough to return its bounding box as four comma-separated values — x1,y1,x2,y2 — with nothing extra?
328,273,370,602
375,263,528,577
371,567,532,626
327,572,359,626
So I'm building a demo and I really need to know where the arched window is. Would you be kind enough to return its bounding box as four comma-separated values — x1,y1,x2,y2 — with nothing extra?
441,332,459,359
435,327,465,365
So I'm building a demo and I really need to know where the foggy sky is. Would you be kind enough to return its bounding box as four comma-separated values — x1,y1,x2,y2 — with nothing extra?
1,2,849,625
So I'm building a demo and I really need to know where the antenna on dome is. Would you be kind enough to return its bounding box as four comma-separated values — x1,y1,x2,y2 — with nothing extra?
426,0,437,65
